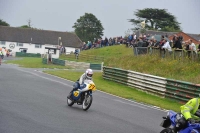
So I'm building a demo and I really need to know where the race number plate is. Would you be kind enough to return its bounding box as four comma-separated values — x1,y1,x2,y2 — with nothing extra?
88,84,96,91
73,91,80,97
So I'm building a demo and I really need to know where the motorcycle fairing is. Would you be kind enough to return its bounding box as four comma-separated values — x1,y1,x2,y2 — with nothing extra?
180,123,200,133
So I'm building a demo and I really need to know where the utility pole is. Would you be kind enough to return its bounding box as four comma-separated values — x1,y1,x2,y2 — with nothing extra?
27,19,32,28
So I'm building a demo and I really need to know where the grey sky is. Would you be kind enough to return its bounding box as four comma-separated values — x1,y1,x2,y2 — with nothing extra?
0,0,200,38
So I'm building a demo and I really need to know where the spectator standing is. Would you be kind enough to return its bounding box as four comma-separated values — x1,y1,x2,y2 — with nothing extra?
100,39,104,47
109,37,113,46
128,34,133,45
189,39,197,58
162,39,172,54
104,37,108,46
197,40,200,52
172,36,183,59
74,48,80,59
133,34,137,43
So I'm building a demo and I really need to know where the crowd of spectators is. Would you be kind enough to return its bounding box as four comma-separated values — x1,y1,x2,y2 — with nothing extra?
80,36,129,50
80,33,200,59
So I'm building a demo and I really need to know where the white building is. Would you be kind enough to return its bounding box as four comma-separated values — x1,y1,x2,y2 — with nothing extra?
0,26,82,58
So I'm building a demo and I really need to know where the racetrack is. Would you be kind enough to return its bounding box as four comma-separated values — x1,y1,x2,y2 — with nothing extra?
0,62,166,133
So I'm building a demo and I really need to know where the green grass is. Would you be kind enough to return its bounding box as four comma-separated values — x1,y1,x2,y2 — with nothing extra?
44,70,181,112
6,45,198,111
67,45,200,84
5,57,71,69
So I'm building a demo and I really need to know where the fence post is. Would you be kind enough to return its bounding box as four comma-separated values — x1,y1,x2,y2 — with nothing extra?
101,62,104,72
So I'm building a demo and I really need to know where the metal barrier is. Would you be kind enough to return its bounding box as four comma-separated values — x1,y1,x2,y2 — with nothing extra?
103,66,200,103
52,58,65,66
42,58,47,64
103,66,166,97
16,52,41,57
90,63,102,70
133,47,200,62
127,70,166,97
103,67,129,85
166,79,200,103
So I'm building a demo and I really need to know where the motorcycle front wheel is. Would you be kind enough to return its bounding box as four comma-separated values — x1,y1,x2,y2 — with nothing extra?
67,92,74,106
82,95,93,111
160,128,173,133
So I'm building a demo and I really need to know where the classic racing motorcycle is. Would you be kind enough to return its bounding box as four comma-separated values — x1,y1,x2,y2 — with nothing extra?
67,79,96,111
160,110,200,133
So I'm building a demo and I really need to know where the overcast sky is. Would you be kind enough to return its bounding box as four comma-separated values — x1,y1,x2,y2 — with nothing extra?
0,0,200,38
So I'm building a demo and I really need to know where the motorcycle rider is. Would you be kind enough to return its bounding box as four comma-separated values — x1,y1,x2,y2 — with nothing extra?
70,69,94,91
168,97,200,132
67,69,93,99
180,97,200,124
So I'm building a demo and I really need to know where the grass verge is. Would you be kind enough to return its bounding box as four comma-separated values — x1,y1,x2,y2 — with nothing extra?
5,57,72,69
63,45,200,84
44,70,181,112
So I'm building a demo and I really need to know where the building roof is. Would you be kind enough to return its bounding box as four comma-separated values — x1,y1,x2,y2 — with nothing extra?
135,30,178,37
186,33,200,41
0,26,82,48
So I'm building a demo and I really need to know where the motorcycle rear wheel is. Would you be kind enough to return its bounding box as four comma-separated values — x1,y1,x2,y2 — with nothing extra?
82,95,93,111
160,128,174,133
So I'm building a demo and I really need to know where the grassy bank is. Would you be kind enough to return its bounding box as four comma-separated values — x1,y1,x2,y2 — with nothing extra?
44,70,181,112
62,45,200,84
5,57,71,69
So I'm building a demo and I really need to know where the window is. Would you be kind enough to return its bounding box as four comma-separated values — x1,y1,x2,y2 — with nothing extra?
17,43,23,47
0,41,6,45
35,44,42,48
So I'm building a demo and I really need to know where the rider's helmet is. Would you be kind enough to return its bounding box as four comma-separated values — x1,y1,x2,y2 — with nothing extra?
85,69,93,80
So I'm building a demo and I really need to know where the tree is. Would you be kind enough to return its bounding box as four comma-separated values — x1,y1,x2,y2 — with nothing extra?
20,25,30,28
20,19,32,28
72,13,104,42
0,19,10,26
129,8,181,32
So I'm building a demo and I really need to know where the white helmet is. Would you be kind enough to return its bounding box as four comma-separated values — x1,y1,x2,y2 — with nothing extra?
85,69,93,79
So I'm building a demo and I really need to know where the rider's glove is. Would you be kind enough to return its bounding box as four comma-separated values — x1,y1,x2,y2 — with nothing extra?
187,118,196,124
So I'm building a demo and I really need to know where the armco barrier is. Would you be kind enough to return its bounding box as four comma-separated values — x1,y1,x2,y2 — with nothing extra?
126,70,166,96
103,66,166,97
42,58,47,64
103,67,129,85
166,79,200,103
52,58,65,66
16,52,41,57
90,63,102,70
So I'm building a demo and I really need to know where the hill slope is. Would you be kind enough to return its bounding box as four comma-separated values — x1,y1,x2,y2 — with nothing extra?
67,45,200,84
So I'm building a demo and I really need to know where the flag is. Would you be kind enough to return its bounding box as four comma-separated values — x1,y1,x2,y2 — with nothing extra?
141,20,145,29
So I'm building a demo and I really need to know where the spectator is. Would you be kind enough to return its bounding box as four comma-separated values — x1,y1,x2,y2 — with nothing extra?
74,48,79,59
153,40,160,48
173,36,182,49
128,34,133,45
104,37,108,46
189,39,197,54
162,39,172,54
109,37,113,46
133,34,137,42
197,40,200,52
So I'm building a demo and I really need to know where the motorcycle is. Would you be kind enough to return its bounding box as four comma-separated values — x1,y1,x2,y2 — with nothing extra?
67,79,96,111
160,110,200,133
